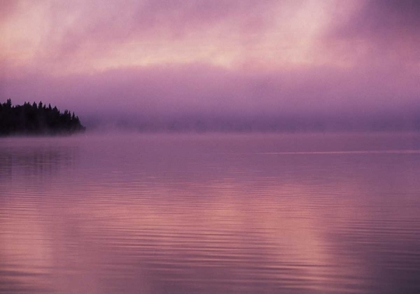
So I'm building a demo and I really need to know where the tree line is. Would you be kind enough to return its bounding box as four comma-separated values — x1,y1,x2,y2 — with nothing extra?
0,99,85,136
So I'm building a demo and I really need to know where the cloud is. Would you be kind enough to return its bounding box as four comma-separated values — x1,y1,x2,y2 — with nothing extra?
1,0,335,74
346,0,420,35
4,0,419,72
27,0,282,63
1,1,420,132
0,0,20,24
326,0,420,64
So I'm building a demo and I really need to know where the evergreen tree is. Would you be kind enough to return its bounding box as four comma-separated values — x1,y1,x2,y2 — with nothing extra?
0,100,86,136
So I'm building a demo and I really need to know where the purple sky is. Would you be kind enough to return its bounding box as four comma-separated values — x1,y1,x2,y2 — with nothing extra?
1,0,420,131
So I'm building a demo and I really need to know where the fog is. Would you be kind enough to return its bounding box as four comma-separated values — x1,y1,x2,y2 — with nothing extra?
1,0,420,132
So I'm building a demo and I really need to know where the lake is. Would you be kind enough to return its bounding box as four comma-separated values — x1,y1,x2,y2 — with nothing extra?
1,133,420,294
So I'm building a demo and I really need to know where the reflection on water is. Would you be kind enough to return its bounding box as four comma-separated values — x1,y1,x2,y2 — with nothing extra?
0,138,78,184
1,133,420,294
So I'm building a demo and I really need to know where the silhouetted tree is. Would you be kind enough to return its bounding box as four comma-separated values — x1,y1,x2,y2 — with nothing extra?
0,99,86,136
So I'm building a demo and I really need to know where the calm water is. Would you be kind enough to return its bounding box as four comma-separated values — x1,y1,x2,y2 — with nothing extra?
1,133,420,294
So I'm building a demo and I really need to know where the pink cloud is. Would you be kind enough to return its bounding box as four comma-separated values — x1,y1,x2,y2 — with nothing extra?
324,0,420,64
1,1,420,131
37,0,282,61
0,0,20,23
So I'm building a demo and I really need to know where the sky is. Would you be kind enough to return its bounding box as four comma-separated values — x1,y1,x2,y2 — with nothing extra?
1,0,420,131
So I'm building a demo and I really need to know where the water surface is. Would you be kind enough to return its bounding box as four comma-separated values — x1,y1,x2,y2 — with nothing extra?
1,133,420,294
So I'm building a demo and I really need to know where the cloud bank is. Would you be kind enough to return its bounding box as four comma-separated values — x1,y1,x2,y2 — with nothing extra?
1,0,420,131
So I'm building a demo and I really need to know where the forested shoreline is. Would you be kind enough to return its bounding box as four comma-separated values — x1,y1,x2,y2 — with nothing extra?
0,99,85,136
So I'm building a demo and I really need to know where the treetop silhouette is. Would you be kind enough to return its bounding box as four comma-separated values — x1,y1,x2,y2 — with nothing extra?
0,99,86,136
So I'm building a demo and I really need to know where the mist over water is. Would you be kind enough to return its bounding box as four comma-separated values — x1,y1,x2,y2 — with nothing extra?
1,133,420,294
82,112,420,133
